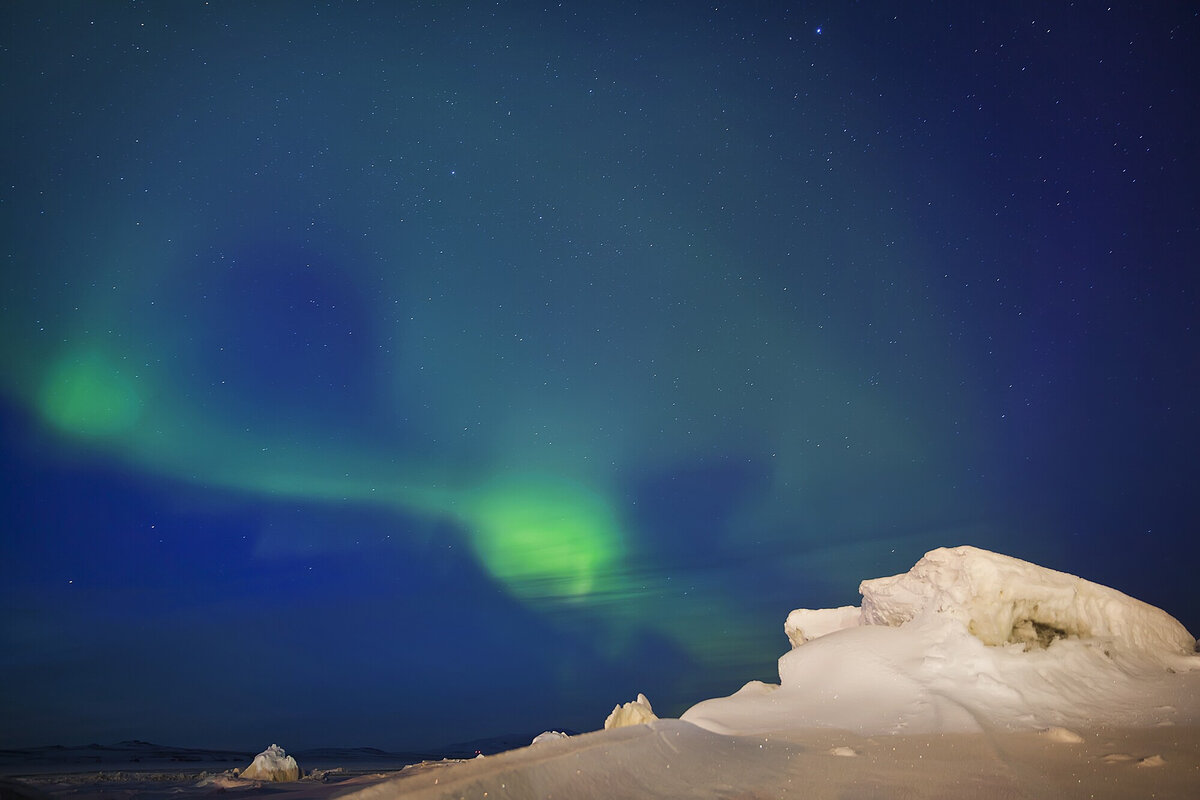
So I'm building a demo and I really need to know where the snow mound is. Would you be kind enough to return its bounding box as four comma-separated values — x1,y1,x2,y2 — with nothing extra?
682,546,1199,736
239,744,299,782
860,546,1195,655
605,693,658,729
1039,726,1084,743
531,731,570,745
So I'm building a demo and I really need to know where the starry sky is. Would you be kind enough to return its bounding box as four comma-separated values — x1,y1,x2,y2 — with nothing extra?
2,2,1197,752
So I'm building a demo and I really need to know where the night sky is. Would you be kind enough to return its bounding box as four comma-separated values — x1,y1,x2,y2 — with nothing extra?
2,2,1197,752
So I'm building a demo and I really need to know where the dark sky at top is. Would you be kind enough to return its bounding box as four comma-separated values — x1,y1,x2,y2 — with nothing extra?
1,1,1197,751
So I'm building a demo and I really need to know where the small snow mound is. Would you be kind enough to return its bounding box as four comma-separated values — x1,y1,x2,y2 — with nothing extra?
860,546,1195,657
604,693,658,730
239,744,299,782
531,731,569,745
1039,726,1084,743
1137,754,1165,768
195,772,241,788
307,767,344,782
828,746,858,757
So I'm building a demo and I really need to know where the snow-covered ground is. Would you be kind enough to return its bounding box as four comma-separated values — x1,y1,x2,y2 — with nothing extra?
351,546,1198,799
7,547,1198,799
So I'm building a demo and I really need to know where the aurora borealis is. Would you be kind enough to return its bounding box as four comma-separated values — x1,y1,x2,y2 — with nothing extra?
2,2,1198,751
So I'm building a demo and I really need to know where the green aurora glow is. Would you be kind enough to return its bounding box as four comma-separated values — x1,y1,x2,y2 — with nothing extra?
1,1,1008,680
39,350,142,438
28,340,766,667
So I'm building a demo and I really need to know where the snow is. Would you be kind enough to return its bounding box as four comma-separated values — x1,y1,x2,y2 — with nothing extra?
239,744,300,782
858,546,1195,656
338,720,1200,800
683,546,1199,736
1040,726,1085,743
604,693,658,729
782,546,1194,655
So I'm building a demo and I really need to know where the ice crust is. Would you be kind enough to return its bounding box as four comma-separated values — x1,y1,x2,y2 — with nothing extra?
683,545,1199,736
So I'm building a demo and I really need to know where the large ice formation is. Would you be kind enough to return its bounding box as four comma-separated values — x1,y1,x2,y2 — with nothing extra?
239,744,300,782
683,546,1199,736
605,693,659,729
857,545,1195,654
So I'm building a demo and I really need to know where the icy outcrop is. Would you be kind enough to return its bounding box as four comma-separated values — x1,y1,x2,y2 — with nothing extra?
859,546,1195,655
781,547,1194,656
532,731,570,745
239,744,299,782
604,693,658,729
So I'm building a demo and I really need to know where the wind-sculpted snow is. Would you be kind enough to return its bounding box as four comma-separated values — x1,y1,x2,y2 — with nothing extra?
683,546,1200,736
782,546,1195,656
859,546,1196,655
339,720,1200,800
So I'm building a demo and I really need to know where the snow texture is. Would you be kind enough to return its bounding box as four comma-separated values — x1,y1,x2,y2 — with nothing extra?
341,720,1200,800
604,693,658,729
239,744,300,782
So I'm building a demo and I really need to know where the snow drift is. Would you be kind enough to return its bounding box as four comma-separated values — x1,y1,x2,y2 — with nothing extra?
683,545,1199,736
